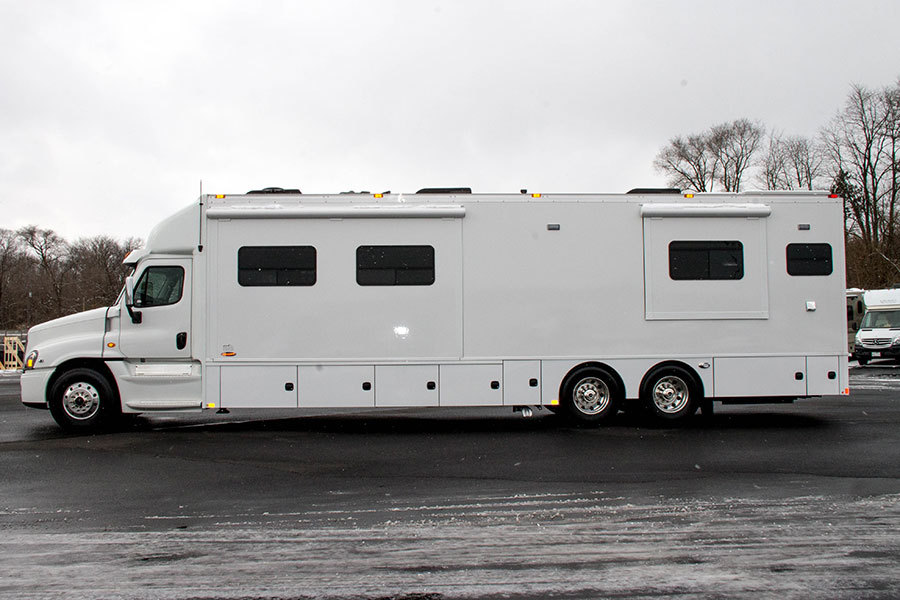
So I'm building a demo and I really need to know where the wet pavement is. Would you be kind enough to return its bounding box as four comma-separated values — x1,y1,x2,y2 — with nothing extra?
1,365,898,599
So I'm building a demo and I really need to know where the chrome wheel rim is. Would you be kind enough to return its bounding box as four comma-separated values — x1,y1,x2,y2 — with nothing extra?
62,382,100,420
572,377,610,415
652,376,689,414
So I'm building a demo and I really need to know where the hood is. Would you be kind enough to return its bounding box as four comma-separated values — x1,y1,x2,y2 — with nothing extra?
27,307,108,349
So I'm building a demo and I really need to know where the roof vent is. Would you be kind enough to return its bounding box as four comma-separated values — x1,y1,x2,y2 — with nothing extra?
246,187,302,194
627,188,681,194
416,187,472,194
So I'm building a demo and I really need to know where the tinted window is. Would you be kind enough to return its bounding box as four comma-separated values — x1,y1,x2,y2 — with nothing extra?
134,266,184,307
239,246,316,286
786,243,832,276
669,241,744,280
357,245,435,286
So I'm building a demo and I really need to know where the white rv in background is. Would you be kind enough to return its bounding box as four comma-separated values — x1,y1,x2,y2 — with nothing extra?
846,288,866,355
21,188,849,431
853,288,900,365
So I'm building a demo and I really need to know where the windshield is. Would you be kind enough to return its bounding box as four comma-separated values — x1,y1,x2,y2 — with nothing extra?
860,309,900,329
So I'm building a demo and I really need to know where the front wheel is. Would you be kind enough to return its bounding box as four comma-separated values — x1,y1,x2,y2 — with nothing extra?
642,367,699,422
49,368,119,432
561,368,619,425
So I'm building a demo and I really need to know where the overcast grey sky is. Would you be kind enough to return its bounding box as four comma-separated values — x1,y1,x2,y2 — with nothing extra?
1,0,898,240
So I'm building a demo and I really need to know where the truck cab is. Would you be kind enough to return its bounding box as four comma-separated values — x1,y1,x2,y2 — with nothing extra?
20,204,202,430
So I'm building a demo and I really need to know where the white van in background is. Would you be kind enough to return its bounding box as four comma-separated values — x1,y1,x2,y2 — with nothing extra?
854,288,900,365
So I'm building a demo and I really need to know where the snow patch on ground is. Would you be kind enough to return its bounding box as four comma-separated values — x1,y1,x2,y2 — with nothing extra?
2,492,898,599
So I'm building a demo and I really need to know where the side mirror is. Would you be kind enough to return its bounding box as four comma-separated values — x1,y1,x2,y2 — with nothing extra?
125,276,135,306
124,276,142,324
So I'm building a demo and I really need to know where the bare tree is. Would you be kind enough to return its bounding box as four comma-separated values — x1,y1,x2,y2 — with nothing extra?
0,229,29,329
17,226,70,320
783,136,826,190
758,133,826,190
823,81,900,255
69,235,142,311
655,119,764,192
653,134,719,192
707,119,765,192
0,228,143,329
758,132,789,190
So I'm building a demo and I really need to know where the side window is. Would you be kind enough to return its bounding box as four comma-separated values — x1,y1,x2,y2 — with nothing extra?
238,246,317,286
787,243,833,276
357,245,435,286
669,241,744,280
134,266,184,307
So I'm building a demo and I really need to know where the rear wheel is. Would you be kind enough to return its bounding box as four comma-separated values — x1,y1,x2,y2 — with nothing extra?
49,368,119,432
642,366,700,422
560,367,619,425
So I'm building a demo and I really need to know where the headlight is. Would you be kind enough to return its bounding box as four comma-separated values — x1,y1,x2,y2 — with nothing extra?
23,350,38,371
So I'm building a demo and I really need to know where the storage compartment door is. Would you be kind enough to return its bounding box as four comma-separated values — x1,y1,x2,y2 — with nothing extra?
806,356,841,396
375,365,439,407
298,365,375,408
502,360,541,406
713,357,806,397
440,364,503,406
220,366,298,408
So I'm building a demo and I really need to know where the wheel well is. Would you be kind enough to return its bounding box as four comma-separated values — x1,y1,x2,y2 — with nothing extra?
640,361,705,399
46,359,121,404
559,362,626,401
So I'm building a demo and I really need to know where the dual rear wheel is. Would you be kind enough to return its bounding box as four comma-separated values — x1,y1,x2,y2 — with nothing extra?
560,364,700,425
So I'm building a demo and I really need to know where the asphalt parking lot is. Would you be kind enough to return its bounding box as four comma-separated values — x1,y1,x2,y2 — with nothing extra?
1,365,899,599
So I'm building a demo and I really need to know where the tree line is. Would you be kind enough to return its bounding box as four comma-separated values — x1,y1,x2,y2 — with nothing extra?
654,78,900,289
0,227,140,331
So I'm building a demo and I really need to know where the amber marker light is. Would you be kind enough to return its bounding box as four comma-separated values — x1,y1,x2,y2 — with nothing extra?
374,193,384,198
107,342,116,348
550,398,560,406
215,194,226,199
221,351,236,357
532,193,542,198
684,193,694,198
206,403,216,409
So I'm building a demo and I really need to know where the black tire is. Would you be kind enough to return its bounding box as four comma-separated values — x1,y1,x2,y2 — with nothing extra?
560,367,619,425
857,356,869,366
48,368,120,432
642,366,700,422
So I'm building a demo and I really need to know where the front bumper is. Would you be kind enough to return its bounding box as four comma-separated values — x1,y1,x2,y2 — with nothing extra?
20,368,53,409
854,345,900,359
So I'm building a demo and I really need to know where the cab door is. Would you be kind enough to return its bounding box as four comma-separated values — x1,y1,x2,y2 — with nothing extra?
117,258,192,359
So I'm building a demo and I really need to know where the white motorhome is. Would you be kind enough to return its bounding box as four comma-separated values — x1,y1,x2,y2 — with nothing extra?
21,188,849,431
853,288,900,365
846,288,866,354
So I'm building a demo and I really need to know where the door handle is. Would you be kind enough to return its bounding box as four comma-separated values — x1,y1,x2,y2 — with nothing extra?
176,332,187,350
